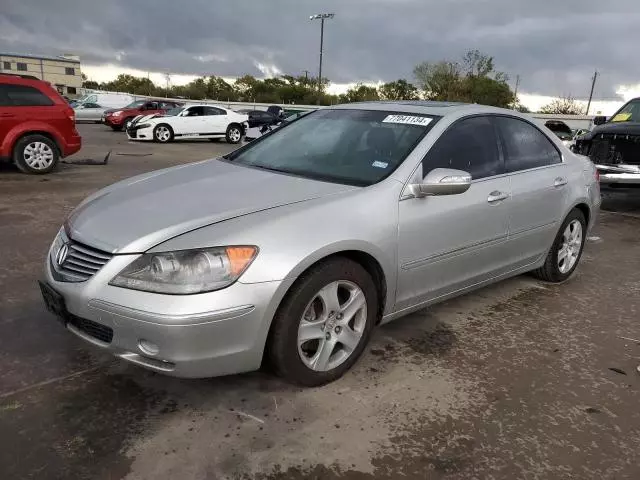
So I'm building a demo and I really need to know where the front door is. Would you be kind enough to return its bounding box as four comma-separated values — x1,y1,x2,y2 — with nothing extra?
176,106,206,135
493,116,569,268
396,115,511,311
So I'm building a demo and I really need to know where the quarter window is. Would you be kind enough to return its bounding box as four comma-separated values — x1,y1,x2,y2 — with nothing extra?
495,117,562,172
422,116,502,180
203,106,225,116
17,63,27,71
0,84,54,106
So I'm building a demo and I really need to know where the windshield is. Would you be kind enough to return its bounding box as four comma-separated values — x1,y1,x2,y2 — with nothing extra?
125,100,147,109
226,109,439,186
610,99,640,123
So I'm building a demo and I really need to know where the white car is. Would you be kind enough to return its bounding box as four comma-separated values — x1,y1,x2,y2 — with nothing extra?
126,104,249,144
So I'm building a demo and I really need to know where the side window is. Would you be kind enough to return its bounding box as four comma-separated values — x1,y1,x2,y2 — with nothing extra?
147,102,159,110
1,84,54,106
422,116,502,180
186,106,205,116
203,107,225,116
495,117,562,172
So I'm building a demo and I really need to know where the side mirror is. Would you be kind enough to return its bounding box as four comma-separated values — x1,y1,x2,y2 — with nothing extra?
409,168,472,198
593,116,606,126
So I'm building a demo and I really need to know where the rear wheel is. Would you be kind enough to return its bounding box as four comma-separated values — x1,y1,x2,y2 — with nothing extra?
532,209,586,282
13,135,59,174
153,124,173,143
226,124,243,144
268,258,378,386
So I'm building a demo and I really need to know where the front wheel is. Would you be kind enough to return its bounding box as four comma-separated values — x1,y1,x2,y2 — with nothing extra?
225,124,243,144
153,124,173,143
268,258,378,386
532,209,587,282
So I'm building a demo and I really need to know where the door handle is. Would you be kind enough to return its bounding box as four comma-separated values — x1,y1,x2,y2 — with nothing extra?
0,113,15,118
487,191,509,203
554,177,568,187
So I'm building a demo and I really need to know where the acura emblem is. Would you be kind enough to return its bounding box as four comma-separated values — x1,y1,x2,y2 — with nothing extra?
56,243,69,266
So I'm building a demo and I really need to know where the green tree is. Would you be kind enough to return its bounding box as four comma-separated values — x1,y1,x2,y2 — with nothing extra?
539,96,584,115
413,50,515,108
378,79,419,100
340,84,380,103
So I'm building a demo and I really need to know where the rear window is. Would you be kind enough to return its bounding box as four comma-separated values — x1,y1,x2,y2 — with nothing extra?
0,84,54,106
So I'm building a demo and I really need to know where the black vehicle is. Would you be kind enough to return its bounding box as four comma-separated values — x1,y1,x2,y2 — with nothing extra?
545,120,573,141
236,109,279,128
573,98,640,186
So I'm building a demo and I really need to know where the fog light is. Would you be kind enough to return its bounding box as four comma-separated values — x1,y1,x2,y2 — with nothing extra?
138,339,159,356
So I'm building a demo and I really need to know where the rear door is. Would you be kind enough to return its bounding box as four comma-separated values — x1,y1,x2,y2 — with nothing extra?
202,106,228,135
396,115,511,310
493,116,569,268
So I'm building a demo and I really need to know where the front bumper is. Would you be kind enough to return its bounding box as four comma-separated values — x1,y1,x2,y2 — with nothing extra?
597,164,640,185
126,125,154,141
42,246,288,378
103,116,124,127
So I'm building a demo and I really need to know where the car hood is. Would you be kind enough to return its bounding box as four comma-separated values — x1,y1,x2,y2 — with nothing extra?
67,159,356,254
587,122,640,138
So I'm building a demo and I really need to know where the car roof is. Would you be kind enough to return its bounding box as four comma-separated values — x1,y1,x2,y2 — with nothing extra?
329,100,519,118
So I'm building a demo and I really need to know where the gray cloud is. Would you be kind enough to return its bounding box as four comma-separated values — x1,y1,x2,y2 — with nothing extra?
1,0,638,100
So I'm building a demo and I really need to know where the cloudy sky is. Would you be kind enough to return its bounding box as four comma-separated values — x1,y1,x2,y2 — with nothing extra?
1,0,639,112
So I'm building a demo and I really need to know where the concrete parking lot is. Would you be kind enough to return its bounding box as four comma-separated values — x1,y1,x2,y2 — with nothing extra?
1,124,639,479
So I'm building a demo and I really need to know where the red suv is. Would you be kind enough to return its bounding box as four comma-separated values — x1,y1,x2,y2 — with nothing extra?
103,100,182,131
0,74,81,174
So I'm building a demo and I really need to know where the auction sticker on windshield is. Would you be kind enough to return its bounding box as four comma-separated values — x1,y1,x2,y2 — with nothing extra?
382,115,433,126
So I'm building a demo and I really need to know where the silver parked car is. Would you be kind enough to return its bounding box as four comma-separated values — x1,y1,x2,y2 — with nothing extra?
40,101,601,386
74,102,110,123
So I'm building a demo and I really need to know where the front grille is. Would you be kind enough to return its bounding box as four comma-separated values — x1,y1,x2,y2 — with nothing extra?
68,315,113,343
589,134,640,166
53,232,113,282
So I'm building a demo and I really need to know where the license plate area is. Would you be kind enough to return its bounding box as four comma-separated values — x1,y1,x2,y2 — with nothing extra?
38,281,68,324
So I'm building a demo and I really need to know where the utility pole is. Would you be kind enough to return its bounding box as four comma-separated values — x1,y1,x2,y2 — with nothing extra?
586,70,598,115
310,13,335,105
303,70,311,83
164,72,171,98
513,75,520,110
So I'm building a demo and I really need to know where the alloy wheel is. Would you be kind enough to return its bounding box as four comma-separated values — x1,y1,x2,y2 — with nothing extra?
228,128,241,142
156,126,170,142
557,219,583,274
297,280,367,372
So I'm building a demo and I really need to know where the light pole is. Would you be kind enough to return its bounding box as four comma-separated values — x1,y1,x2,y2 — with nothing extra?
310,13,335,104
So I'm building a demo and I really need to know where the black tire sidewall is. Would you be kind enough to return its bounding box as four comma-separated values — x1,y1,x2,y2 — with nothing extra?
548,210,587,282
269,258,378,386
226,125,242,144
153,124,173,143
13,135,59,174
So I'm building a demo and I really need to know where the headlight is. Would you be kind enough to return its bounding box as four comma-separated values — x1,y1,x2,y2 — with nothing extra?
109,246,258,294
112,111,123,117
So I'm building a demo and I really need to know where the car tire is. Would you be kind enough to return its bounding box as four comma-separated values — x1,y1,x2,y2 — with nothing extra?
153,124,174,143
123,117,135,131
267,257,378,387
225,124,243,144
532,209,587,283
13,134,59,174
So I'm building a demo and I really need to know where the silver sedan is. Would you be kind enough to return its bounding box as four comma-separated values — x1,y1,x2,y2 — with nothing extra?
74,102,110,123
40,101,601,386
